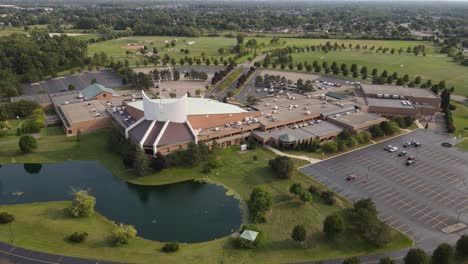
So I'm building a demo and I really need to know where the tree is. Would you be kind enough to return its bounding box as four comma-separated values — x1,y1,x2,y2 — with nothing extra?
248,187,272,223
456,235,468,258
133,147,149,176
379,257,396,264
342,257,361,264
291,224,307,243
162,242,180,252
289,183,304,196
431,243,454,264
268,156,294,179
69,190,96,217
151,152,168,171
404,248,429,264
186,142,201,166
19,134,37,153
111,223,137,246
323,214,345,239
321,141,338,153
236,33,245,45
0,212,14,224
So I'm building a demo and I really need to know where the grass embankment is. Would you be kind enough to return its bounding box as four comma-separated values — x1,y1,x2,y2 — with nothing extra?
453,102,468,151
216,67,244,92
0,130,411,263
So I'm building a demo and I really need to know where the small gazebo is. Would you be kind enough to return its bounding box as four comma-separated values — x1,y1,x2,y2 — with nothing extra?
240,229,259,242
278,133,296,148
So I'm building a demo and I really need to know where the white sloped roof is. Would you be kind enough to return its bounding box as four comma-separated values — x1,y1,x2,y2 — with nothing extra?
128,97,247,116
240,230,259,242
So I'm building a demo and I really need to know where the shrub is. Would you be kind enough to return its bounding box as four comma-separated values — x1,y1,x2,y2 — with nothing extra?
18,134,38,153
69,190,96,217
111,224,137,246
379,257,396,264
323,214,345,239
0,212,14,224
268,156,294,179
320,191,336,205
404,248,429,264
308,185,323,196
321,141,338,153
133,146,149,176
342,257,361,264
162,242,180,253
291,224,307,242
247,187,272,223
299,191,312,202
289,183,304,196
431,243,454,264
456,235,468,258
68,232,88,243
151,152,168,171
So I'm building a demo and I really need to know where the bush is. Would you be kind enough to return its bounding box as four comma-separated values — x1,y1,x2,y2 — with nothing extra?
321,141,338,153
456,235,468,258
69,190,96,217
268,156,294,179
320,191,336,205
431,243,454,264
68,232,88,243
162,242,180,253
247,187,272,223
369,124,384,138
289,183,304,196
151,152,168,171
21,119,41,133
18,134,38,153
323,214,345,239
299,191,312,202
342,257,361,264
111,224,137,246
404,248,429,264
0,212,14,224
291,224,307,242
379,257,396,264
308,185,323,196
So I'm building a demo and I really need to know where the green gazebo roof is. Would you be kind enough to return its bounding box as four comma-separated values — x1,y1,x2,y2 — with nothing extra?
278,134,296,143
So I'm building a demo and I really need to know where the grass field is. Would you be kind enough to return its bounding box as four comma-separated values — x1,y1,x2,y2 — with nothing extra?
0,129,411,263
453,102,468,151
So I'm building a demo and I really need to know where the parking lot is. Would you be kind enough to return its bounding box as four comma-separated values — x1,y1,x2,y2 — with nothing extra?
22,70,123,95
300,129,468,248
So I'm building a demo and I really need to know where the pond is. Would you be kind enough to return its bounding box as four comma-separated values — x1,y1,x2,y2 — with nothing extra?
0,161,243,243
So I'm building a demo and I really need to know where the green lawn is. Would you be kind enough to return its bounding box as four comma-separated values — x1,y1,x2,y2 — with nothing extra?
287,50,468,96
216,67,244,93
0,130,411,263
453,102,468,151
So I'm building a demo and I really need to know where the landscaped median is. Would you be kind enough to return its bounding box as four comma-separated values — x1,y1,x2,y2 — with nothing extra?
0,128,411,263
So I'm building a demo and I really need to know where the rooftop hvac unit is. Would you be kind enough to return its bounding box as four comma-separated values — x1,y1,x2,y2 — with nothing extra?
244,117,250,121
87,102,92,106
117,107,122,111
106,102,112,106
294,125,299,129
392,94,399,99
131,98,136,102
274,99,278,102
299,123,303,127
377,94,383,98
225,123,231,128
252,118,259,122
95,113,101,117
273,110,278,114
304,106,309,110
305,111,311,115
316,120,322,123
308,121,314,125
92,109,97,112
401,100,406,105
213,127,220,131
274,105,278,110
307,95,311,99
237,121,242,125
345,112,350,115
272,117,277,121
294,104,298,108
336,114,341,117
112,107,117,112
292,97,296,100
276,95,280,98
77,94,84,99
384,94,390,98
118,111,124,115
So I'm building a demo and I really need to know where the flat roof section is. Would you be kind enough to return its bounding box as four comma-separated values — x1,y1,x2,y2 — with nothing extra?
360,84,438,99
10,94,52,105
254,121,343,142
60,100,109,124
255,94,352,125
366,97,416,109
328,112,387,127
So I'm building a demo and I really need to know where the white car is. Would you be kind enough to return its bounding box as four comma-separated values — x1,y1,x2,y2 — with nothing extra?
389,146,398,152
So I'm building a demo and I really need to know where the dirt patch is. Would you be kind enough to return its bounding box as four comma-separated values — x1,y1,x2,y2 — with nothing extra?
121,45,145,50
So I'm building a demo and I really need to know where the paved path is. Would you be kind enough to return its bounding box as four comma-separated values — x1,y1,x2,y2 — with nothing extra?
0,133,40,146
0,242,122,264
265,145,322,164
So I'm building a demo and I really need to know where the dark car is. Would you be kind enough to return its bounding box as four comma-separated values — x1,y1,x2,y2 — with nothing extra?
403,142,412,147
398,151,407,157
412,141,421,147
346,175,357,181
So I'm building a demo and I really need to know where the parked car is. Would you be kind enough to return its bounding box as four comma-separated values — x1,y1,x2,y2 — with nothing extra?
384,145,393,151
398,151,407,157
346,175,358,181
389,146,398,152
406,160,415,166
403,142,412,147
412,141,421,147
407,156,416,161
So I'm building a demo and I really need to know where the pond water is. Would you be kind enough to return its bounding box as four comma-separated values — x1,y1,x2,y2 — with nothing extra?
0,161,242,243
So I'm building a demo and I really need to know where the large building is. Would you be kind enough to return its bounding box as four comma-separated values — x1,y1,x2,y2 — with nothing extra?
357,84,440,116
